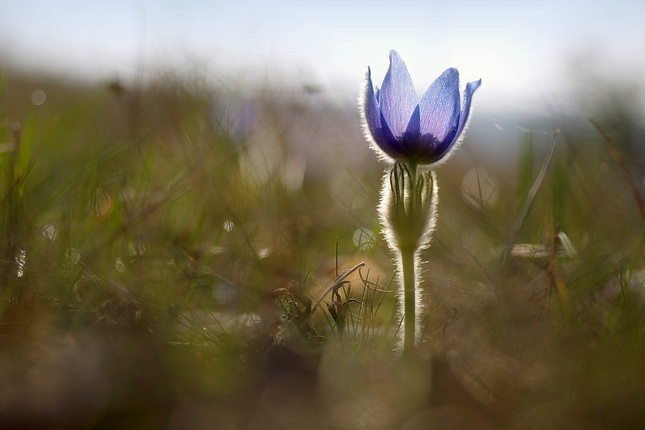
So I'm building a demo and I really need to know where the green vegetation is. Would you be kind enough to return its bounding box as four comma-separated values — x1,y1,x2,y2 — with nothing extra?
1,70,645,429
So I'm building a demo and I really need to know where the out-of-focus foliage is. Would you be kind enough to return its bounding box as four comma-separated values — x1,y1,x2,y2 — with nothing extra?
1,67,645,429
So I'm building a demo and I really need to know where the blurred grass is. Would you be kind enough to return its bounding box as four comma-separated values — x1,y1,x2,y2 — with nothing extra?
1,68,645,429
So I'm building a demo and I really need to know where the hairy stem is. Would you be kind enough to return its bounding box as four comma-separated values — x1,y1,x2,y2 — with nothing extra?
401,245,417,354
381,161,436,353
402,162,418,354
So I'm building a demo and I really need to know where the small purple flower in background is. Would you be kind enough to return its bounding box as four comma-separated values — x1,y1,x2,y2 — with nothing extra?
361,50,481,165
211,95,256,144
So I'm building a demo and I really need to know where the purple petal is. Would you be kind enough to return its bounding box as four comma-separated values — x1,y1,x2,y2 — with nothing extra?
379,50,418,138
362,67,404,159
402,105,421,157
361,67,382,136
414,134,444,164
405,105,421,137
454,78,482,139
418,68,460,142
377,110,404,159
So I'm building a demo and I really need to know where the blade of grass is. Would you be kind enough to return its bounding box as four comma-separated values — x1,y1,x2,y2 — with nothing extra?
589,118,645,220
502,128,560,265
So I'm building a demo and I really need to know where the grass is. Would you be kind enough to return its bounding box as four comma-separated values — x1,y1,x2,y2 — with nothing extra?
1,68,645,429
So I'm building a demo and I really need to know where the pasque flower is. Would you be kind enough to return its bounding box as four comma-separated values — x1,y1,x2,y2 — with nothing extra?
359,50,481,353
361,50,481,165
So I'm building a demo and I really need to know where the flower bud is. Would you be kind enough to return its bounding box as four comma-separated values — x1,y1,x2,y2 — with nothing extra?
379,162,438,254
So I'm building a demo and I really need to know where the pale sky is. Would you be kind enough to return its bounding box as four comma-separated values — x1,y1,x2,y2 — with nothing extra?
2,0,645,112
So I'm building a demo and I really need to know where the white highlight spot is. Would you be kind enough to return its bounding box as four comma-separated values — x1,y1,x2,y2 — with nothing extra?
16,249,27,278
115,257,126,273
31,89,46,106
42,223,57,240
353,228,376,250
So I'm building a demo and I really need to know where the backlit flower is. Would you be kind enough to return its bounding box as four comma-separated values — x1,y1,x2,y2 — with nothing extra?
361,50,481,165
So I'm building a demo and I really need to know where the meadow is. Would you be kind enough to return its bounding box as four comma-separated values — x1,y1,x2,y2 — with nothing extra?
1,67,645,429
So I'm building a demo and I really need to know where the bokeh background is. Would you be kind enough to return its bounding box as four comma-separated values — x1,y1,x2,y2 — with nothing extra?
2,1,645,429
3,0,645,112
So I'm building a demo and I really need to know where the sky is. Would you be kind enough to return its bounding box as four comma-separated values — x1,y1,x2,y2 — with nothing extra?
2,0,645,113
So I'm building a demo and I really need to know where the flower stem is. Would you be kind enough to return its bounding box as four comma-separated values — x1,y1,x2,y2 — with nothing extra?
381,161,434,353
401,245,417,354
402,161,418,354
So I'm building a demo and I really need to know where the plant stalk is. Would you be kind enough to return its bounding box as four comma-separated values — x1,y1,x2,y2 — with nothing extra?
402,162,418,354
401,245,417,354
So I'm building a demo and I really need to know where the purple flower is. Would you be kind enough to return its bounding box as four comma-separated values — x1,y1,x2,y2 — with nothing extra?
361,50,481,165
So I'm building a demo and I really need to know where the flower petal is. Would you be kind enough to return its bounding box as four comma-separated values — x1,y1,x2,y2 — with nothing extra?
418,68,460,142
405,105,421,138
432,78,482,162
361,67,404,159
401,105,422,158
454,78,482,139
361,67,382,136
379,50,418,138
413,133,444,164
378,110,404,159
